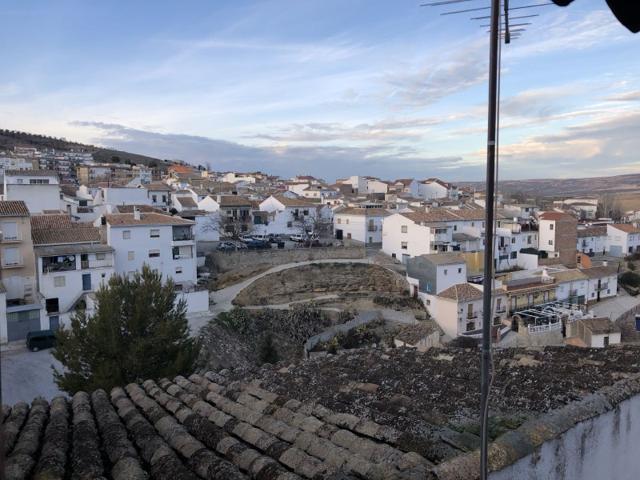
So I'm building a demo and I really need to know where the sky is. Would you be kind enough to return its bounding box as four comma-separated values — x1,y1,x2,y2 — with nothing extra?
1,0,639,181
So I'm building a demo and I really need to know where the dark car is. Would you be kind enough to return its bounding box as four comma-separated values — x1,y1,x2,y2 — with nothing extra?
217,241,238,251
26,330,56,352
245,239,271,249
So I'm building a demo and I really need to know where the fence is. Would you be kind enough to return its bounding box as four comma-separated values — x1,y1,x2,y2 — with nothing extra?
528,321,562,335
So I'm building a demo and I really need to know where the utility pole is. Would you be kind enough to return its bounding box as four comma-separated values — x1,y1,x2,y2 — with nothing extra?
480,0,501,478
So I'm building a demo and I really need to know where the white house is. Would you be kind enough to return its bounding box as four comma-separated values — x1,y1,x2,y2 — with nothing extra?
143,182,173,209
93,186,152,209
495,222,538,272
337,176,368,193
418,179,458,200
103,210,197,291
582,264,618,304
566,317,621,348
577,226,608,255
257,195,319,236
333,207,388,244
393,179,420,197
550,269,589,305
405,252,468,297
429,283,508,339
366,178,389,194
171,191,199,212
32,221,114,329
3,169,61,214
607,224,640,257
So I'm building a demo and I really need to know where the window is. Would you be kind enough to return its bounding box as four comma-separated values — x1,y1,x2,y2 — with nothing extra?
511,237,516,244
548,240,553,246
337,218,342,224
527,235,532,244
287,221,293,228
549,223,554,230
401,241,408,250
2,247,19,266
471,222,475,227
150,229,160,238
29,179,50,184
426,299,431,306
0,222,18,240
54,276,65,287
444,269,448,275
149,250,160,258
401,225,408,233
152,194,157,202
453,225,457,231
122,230,131,240
458,267,462,274
162,195,167,203
96,253,105,261
303,209,309,216
128,251,135,261
510,252,517,259
175,266,183,274
346,219,350,224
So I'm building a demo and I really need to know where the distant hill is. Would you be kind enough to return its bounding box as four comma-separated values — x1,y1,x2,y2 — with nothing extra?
0,129,167,169
460,173,640,198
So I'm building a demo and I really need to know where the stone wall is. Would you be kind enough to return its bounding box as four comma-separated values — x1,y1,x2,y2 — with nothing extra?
207,245,366,273
233,263,408,306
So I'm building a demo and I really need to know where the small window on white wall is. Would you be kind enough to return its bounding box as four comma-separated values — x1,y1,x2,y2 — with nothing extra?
401,241,408,250
123,230,131,239
175,266,183,274
54,276,65,287
96,253,106,261
149,250,160,258
150,229,160,238
128,251,135,261
401,225,408,233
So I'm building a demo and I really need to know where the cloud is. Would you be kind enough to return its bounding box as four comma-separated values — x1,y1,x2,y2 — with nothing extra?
71,121,467,180
385,40,489,107
604,90,640,102
491,110,640,177
245,116,467,143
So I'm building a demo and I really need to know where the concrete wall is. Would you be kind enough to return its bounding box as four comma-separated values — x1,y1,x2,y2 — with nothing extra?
490,393,640,480
207,245,366,273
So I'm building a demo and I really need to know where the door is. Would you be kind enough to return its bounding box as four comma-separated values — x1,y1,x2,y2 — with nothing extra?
49,315,60,330
603,336,609,348
335,229,343,240
82,273,92,291
368,236,373,244
7,309,41,342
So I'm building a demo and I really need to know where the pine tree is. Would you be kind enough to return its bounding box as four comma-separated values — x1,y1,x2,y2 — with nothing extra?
52,266,198,393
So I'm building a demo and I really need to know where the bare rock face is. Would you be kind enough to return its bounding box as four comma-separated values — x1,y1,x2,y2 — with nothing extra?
233,263,408,306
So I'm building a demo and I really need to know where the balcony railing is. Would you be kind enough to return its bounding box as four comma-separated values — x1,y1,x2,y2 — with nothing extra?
172,232,194,241
1,234,21,242
367,226,378,232
467,313,478,320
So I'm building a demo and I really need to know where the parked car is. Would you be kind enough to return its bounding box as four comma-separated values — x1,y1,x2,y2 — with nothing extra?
245,239,272,249
252,234,271,242
239,234,254,242
217,241,238,251
26,330,56,352
290,234,306,242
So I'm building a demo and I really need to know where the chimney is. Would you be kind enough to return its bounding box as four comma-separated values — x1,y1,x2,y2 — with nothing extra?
133,207,141,221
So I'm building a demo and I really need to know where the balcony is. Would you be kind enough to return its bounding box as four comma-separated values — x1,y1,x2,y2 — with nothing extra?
172,226,194,242
367,225,379,232
1,234,21,243
467,312,478,320
2,259,24,269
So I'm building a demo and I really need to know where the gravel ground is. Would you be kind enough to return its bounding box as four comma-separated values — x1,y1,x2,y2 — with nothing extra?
1,347,64,405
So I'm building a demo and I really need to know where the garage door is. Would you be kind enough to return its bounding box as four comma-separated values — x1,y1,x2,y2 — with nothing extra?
7,308,41,342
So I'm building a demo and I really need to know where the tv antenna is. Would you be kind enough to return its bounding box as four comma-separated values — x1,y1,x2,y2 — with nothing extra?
419,2,550,480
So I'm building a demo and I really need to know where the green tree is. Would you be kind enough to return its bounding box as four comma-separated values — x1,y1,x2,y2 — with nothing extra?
52,266,198,393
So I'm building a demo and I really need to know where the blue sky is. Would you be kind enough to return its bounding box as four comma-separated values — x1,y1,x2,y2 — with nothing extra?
1,0,639,181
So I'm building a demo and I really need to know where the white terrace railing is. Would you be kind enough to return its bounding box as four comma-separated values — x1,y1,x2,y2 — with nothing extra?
528,321,562,335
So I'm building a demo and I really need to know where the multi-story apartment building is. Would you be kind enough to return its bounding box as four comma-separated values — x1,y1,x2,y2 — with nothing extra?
104,210,197,290
0,201,44,343
537,211,578,267
31,216,114,328
2,170,61,214
333,207,388,244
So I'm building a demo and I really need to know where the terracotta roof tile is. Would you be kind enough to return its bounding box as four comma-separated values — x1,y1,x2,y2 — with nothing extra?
105,213,194,226
437,283,483,302
32,226,102,246
0,200,30,217
611,223,640,234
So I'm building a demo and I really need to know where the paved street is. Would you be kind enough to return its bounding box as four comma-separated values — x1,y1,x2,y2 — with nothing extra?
591,289,640,320
1,347,64,405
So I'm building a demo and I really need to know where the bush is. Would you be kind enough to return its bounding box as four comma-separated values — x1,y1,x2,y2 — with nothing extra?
619,271,640,288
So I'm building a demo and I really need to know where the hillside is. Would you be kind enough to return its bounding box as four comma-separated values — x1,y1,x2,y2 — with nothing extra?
0,129,166,169
461,173,640,198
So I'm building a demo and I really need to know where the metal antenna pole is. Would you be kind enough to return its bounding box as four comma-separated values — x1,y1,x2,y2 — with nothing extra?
480,0,501,478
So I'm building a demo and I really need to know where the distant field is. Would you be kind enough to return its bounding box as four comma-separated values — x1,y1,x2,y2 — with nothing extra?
615,192,640,212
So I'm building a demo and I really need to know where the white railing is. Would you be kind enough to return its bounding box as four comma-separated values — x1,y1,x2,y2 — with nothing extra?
528,321,562,334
